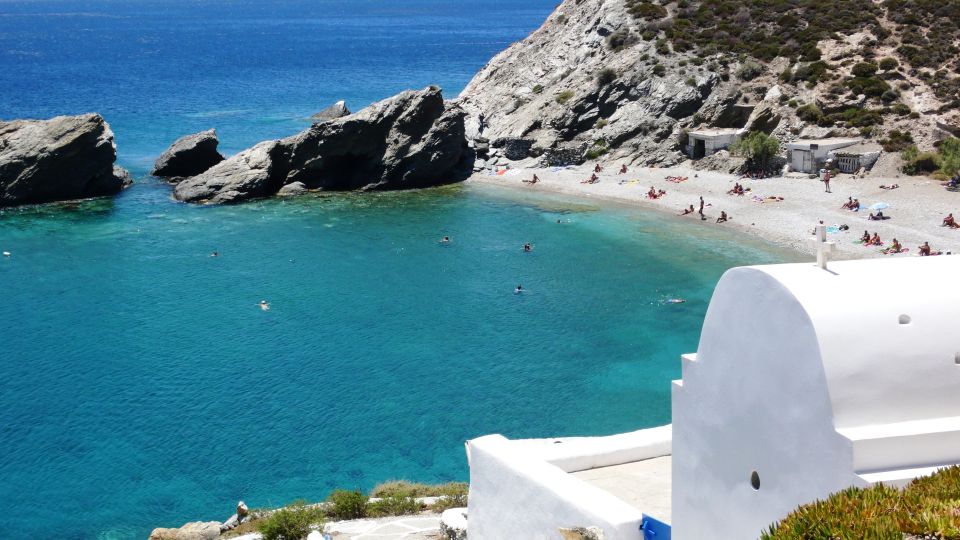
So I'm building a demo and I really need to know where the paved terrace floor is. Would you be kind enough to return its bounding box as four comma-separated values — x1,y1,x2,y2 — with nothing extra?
572,456,672,523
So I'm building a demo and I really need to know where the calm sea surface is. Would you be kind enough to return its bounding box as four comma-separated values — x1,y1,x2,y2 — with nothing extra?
0,1,794,538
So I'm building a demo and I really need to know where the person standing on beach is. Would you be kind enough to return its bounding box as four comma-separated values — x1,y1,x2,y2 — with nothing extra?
698,196,705,220
823,170,832,193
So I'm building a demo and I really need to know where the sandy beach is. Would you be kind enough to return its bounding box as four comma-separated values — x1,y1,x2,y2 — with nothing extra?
469,164,959,260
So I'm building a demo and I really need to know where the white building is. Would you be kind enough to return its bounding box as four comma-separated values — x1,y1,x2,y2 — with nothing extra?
466,254,960,539
686,128,745,159
786,137,860,173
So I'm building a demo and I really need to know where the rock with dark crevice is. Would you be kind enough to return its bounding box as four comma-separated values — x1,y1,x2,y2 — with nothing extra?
151,129,225,179
174,86,471,204
0,113,132,207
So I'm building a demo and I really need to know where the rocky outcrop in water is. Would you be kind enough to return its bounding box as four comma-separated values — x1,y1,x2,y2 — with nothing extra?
0,113,131,207
174,86,470,204
311,100,351,122
152,129,225,179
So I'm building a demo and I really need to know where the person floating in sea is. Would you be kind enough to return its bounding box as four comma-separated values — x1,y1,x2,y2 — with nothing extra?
514,284,523,294
2,251,9,257
716,211,729,224
259,300,270,311
523,243,532,252
619,164,628,174
440,236,451,244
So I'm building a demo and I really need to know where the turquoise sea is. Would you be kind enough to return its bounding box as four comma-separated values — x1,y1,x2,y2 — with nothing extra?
0,1,794,538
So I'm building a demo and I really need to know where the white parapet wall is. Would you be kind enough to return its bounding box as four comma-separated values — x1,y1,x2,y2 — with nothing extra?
466,426,671,539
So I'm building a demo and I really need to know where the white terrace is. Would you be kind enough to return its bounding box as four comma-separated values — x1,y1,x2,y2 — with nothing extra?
465,243,960,539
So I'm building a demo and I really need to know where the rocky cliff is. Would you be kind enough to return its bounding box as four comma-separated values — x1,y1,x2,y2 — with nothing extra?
0,114,131,207
457,0,960,169
175,86,470,204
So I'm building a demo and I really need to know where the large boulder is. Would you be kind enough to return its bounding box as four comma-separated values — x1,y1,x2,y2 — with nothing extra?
147,521,220,540
152,129,224,179
174,86,470,204
0,113,131,207
311,100,351,122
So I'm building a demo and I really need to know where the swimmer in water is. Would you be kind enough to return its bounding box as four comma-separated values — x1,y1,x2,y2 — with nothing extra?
668,298,686,304
514,284,523,294
259,300,270,311
210,251,219,257
440,236,450,244
523,243,532,252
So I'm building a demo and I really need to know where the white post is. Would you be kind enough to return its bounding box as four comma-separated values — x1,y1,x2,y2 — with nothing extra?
810,224,835,270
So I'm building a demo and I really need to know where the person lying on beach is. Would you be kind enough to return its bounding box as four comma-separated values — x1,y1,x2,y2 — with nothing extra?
727,183,745,196
619,165,628,174
943,213,959,228
868,211,887,221
716,211,729,223
860,230,871,243
523,174,539,184
594,163,603,173
666,176,688,183
679,204,695,216
880,184,899,190
581,173,599,184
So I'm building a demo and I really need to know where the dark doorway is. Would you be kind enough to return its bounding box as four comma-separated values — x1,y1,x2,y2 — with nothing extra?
693,138,706,159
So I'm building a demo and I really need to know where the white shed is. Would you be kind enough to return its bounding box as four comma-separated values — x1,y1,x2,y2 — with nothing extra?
673,256,960,539
786,137,860,173
686,128,744,159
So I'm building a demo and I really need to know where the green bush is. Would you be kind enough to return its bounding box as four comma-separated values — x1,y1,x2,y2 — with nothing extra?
762,466,960,539
685,77,696,86
939,137,960,177
327,489,367,520
652,64,666,76
367,495,422,518
606,29,637,52
851,61,879,78
846,76,890,97
879,129,913,152
737,60,764,81
532,84,543,94
555,90,574,104
596,67,618,86
879,56,899,71
795,103,823,122
258,502,324,540
730,131,780,170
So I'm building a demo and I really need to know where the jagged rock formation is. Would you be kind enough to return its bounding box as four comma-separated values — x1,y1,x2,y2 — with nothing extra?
175,86,470,204
457,0,960,170
151,129,224,179
0,114,132,207
311,100,351,122
147,521,220,540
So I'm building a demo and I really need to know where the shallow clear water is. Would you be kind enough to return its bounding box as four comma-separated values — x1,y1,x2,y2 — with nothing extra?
0,1,797,538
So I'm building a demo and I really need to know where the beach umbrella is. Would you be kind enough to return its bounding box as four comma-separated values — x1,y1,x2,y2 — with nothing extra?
868,202,890,211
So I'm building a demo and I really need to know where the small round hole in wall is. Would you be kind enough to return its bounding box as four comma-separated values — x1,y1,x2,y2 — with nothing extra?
899,314,912,325
750,470,760,490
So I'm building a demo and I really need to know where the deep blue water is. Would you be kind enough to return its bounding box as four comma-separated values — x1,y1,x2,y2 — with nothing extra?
0,1,794,538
